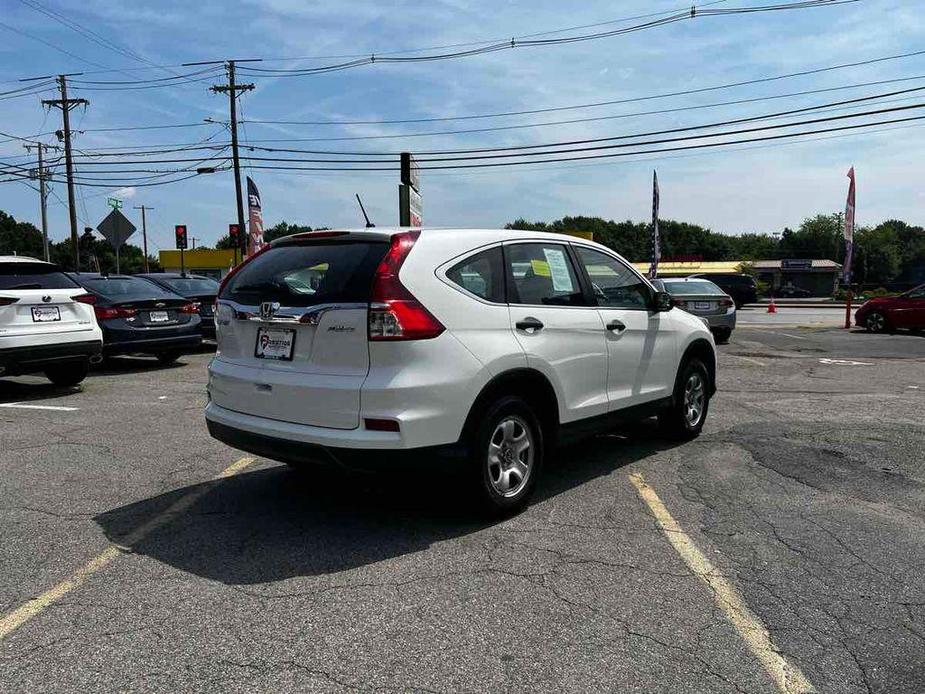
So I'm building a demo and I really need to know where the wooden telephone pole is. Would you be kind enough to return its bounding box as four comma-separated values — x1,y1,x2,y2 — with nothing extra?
43,75,87,271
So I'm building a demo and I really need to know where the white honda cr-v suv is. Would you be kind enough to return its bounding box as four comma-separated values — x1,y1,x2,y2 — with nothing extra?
0,255,103,386
206,229,716,512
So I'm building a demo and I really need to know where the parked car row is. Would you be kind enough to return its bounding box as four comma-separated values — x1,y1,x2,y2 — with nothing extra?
0,255,219,386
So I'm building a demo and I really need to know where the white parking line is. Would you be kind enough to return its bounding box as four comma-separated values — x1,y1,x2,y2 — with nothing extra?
776,332,809,340
0,403,79,412
729,354,766,367
629,472,815,694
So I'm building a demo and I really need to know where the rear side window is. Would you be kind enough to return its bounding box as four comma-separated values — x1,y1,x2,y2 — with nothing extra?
446,247,504,303
0,263,79,290
506,243,585,306
222,242,389,307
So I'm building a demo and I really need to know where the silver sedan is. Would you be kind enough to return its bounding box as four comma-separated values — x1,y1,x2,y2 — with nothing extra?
652,277,737,343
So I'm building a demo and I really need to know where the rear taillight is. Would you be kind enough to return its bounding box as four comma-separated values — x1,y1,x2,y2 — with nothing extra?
719,298,734,308
0,297,19,307
179,302,200,315
368,231,444,341
94,306,137,320
72,293,96,305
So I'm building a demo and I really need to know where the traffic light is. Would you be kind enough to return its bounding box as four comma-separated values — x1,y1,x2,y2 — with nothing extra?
175,225,188,250
229,223,240,242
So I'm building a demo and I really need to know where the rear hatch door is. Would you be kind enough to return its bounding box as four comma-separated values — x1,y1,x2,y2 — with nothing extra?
0,263,94,339
213,234,390,430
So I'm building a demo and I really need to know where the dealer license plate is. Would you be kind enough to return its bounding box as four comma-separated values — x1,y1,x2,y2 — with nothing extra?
31,306,61,322
694,301,713,311
255,327,295,361
149,310,170,323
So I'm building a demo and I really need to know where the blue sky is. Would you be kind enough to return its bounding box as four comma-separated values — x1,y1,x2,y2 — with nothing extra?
1,0,924,254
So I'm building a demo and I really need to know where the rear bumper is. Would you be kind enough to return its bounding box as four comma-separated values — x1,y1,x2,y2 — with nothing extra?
102,332,202,355
206,414,466,471
0,339,102,376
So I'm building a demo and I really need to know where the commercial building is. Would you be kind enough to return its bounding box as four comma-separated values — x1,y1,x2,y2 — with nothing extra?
158,249,237,280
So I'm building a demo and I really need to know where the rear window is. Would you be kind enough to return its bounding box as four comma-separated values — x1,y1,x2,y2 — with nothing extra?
0,263,79,290
664,280,726,296
222,242,390,307
156,276,219,295
80,276,177,300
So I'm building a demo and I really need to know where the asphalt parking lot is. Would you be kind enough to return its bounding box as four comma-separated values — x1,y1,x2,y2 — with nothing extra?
1,327,923,693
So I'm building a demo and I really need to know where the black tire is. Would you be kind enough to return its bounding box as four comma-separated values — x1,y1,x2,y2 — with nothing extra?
155,351,182,365
712,327,732,344
44,361,89,387
659,358,710,441
865,311,889,333
468,396,544,516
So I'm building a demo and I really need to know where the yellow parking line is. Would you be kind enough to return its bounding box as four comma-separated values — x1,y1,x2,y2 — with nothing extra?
629,472,815,694
0,457,256,642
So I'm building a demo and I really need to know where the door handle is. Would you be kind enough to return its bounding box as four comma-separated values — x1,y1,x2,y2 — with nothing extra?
606,319,626,332
516,317,544,332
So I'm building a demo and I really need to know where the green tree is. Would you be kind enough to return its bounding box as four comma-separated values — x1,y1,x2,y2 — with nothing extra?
779,213,843,261
853,224,901,284
0,210,46,259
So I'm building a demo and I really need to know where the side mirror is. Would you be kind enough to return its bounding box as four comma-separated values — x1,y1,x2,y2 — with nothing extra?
653,291,673,312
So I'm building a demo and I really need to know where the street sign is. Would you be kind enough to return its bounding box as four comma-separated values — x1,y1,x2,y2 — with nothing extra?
399,184,422,227
97,209,136,250
107,197,123,210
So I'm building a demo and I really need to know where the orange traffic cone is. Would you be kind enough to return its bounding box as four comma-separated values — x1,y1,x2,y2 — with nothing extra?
767,296,777,314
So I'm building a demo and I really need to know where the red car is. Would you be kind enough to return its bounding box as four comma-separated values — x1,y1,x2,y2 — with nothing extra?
854,283,925,332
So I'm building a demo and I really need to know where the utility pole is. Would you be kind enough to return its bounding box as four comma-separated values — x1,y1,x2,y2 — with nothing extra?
209,61,255,263
23,143,51,261
42,75,87,271
133,205,153,272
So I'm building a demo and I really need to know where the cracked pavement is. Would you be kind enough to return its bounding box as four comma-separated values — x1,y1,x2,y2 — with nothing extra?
1,329,923,693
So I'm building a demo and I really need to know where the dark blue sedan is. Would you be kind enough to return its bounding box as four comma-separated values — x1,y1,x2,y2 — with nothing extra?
67,273,202,364
136,273,219,339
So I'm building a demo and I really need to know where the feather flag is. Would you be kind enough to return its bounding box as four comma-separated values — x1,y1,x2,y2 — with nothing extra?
246,176,265,256
648,170,660,279
844,167,855,284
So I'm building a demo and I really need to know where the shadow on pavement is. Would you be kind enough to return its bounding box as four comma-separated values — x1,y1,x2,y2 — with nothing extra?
95,422,676,585
0,378,83,403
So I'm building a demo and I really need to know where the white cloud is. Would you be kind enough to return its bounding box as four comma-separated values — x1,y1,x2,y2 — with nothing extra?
112,187,137,199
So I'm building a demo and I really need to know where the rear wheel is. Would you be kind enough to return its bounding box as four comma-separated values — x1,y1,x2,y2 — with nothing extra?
469,396,543,515
712,327,732,344
44,361,89,387
865,311,888,333
155,351,182,365
659,358,710,440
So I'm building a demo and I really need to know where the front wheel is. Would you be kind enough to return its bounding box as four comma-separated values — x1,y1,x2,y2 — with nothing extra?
44,361,89,387
469,396,544,516
659,358,710,440
865,311,888,333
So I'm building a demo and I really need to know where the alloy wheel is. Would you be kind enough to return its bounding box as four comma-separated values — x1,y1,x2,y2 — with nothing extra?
487,416,534,498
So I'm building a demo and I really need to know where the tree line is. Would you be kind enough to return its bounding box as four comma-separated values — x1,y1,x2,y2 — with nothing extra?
2,208,923,285
507,213,925,286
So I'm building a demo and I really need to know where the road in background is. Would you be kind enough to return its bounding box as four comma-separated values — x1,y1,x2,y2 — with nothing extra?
736,305,850,327
1,331,923,693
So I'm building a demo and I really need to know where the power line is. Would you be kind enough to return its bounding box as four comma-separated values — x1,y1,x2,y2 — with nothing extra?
236,1,855,79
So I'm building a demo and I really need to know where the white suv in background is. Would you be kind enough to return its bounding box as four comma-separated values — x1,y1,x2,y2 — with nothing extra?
0,256,103,386
206,229,716,513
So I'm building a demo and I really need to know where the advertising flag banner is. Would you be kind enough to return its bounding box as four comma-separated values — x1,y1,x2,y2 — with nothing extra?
246,176,265,256
844,167,856,284
648,170,660,279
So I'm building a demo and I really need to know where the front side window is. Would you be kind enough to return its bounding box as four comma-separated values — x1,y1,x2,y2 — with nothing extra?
506,243,584,306
575,247,651,309
446,246,504,303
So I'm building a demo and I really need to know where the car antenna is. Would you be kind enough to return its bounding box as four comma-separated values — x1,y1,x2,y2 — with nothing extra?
355,193,375,228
